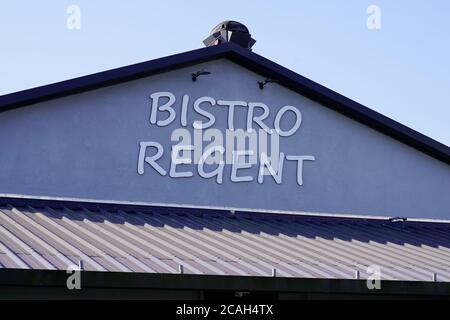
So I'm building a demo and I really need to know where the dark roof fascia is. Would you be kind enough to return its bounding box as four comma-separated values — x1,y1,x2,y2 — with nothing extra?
1,268,449,297
0,42,448,164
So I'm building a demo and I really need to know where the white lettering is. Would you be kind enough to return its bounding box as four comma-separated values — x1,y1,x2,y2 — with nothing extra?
193,96,216,129
66,265,81,290
247,102,271,133
367,5,381,30
231,150,254,182
274,105,302,137
258,152,285,184
66,5,81,30
150,92,176,126
138,142,167,176
286,155,315,186
170,145,194,178
217,100,247,131
198,146,225,184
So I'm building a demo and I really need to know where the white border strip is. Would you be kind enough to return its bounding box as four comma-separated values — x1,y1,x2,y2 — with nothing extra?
1,192,449,223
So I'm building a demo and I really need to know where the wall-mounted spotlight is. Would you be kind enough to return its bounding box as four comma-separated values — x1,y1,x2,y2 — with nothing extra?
387,216,407,229
388,217,407,223
192,70,211,82
258,78,278,90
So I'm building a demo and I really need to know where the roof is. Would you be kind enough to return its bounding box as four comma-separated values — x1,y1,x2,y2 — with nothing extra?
1,197,450,282
0,42,448,165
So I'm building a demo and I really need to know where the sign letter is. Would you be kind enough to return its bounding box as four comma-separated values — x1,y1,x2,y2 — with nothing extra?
286,155,315,186
138,142,167,175
274,106,302,137
150,92,176,127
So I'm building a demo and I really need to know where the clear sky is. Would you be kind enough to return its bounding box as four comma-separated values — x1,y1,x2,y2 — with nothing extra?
1,1,449,146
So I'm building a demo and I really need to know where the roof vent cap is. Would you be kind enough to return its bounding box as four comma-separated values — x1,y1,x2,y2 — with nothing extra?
203,20,256,50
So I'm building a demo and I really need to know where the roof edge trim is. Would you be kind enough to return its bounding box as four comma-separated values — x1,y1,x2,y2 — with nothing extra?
1,193,450,225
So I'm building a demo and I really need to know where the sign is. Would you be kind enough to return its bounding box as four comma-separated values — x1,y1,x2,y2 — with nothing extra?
137,92,315,186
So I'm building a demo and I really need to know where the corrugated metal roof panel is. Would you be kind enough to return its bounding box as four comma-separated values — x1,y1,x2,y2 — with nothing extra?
1,203,450,281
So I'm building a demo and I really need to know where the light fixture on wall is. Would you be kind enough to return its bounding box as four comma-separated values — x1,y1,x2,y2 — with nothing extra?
192,70,211,82
388,217,407,223
258,78,278,90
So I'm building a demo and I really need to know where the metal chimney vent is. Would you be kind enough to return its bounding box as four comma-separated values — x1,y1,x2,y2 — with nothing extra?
203,21,256,49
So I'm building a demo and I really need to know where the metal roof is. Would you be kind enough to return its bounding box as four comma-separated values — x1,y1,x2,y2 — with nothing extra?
0,42,448,164
1,200,450,282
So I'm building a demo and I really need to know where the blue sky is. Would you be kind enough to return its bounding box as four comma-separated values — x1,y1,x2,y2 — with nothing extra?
1,1,449,146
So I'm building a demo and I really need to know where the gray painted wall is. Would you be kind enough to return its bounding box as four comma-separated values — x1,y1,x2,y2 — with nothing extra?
0,59,449,219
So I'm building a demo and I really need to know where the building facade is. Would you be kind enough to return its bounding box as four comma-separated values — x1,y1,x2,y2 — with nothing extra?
0,22,449,299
